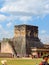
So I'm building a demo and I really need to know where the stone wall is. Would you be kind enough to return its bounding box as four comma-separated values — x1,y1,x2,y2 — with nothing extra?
14,25,26,57
0,53,13,58
13,37,26,57
1,41,14,55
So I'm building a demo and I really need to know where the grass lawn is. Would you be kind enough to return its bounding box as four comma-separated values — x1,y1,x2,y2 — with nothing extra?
0,58,46,65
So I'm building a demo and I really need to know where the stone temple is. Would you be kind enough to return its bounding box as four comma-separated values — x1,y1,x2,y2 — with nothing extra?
0,24,49,58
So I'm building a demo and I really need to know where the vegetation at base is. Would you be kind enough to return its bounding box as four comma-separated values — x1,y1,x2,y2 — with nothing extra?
0,58,48,65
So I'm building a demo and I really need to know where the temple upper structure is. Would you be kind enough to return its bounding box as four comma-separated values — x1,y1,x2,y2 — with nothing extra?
13,24,44,57
0,24,49,58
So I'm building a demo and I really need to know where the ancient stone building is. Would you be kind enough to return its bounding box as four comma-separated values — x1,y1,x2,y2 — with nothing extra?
14,24,49,57
0,24,49,58
0,39,14,58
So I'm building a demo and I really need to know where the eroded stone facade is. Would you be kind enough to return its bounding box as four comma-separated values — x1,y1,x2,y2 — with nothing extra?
14,25,44,57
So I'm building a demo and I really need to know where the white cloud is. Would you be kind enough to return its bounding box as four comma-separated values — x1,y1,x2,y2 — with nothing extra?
5,15,32,24
40,30,46,34
7,22,12,28
0,0,49,15
0,14,7,21
0,26,13,40
16,16,32,24
45,4,49,9
0,14,31,24
39,34,49,44
39,30,49,43
19,16,31,21
0,0,49,24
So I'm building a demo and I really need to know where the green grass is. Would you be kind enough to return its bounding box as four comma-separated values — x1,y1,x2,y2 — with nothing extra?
0,58,45,65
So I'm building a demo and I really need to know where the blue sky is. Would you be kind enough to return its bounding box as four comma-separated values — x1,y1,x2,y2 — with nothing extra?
0,0,49,44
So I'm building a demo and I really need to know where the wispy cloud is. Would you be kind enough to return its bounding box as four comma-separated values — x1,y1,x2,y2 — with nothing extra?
6,22,12,28
40,30,46,34
0,14,7,21
39,29,49,43
39,34,49,44
0,0,49,15
0,24,13,40
0,0,49,23
0,0,49,24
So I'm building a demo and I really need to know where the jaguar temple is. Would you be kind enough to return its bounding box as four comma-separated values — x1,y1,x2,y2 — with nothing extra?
0,24,49,58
